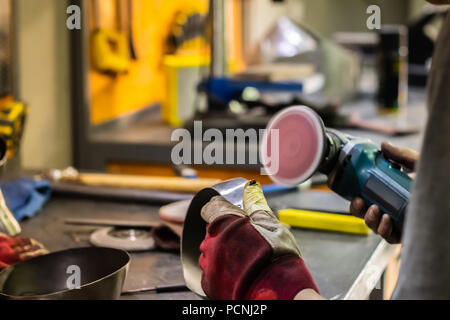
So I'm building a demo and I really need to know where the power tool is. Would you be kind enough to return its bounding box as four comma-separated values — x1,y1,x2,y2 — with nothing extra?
261,105,412,235
90,0,131,75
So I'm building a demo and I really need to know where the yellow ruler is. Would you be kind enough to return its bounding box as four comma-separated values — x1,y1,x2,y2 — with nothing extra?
278,209,370,235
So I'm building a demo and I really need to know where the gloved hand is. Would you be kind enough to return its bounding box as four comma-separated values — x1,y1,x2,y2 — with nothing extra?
349,142,419,244
199,181,319,300
0,233,48,269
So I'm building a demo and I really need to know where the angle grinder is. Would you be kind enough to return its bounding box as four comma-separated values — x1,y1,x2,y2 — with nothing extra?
261,106,412,235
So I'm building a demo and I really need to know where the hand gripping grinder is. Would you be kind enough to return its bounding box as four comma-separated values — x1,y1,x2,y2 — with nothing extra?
261,106,412,235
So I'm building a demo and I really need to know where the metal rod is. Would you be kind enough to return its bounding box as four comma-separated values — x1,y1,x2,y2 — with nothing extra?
122,284,189,295
209,0,226,77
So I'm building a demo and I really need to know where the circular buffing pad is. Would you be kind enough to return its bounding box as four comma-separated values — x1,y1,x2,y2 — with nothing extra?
261,105,326,186
90,227,155,252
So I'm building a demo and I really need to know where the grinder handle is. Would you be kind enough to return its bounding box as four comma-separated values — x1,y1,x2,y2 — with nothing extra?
361,154,412,236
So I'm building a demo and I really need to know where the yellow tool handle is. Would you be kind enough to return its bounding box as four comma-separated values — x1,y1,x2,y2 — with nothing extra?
278,209,370,235
74,173,221,193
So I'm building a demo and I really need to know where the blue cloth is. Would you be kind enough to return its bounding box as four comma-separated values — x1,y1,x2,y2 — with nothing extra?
1,178,52,221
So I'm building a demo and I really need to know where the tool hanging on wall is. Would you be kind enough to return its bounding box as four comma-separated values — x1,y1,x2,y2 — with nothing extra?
168,10,207,54
91,0,131,75
125,0,137,60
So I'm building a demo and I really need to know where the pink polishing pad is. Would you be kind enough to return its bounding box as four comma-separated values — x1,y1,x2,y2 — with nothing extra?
261,106,325,186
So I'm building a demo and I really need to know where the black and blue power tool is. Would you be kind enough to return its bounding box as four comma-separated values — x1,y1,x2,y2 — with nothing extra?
261,106,412,235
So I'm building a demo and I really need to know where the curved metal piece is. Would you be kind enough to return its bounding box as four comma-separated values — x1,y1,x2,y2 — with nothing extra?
0,247,130,300
181,178,248,296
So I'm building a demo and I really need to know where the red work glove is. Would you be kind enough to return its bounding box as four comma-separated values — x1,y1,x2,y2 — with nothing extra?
0,233,47,269
199,181,319,300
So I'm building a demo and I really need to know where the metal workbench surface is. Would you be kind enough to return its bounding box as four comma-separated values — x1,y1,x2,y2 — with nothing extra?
16,189,390,300
18,90,427,300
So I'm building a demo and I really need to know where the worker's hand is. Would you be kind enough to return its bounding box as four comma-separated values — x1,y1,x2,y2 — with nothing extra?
349,142,419,244
199,181,320,300
0,233,48,269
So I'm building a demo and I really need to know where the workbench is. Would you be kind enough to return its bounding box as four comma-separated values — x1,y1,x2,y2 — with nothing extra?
16,189,384,300
17,89,426,300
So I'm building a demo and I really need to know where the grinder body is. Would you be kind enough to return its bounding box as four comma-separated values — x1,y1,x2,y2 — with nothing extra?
322,131,412,234
262,106,413,236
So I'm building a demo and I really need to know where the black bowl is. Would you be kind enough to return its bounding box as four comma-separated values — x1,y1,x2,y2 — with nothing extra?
0,247,130,300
